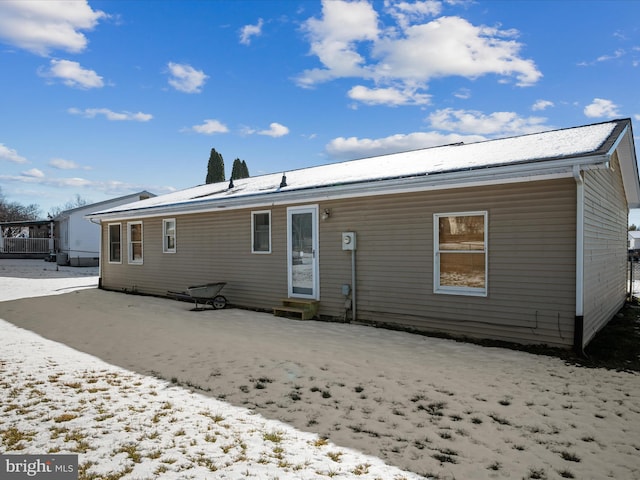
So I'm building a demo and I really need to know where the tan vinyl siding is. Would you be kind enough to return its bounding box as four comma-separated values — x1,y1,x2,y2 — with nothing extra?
582,151,628,346
317,179,576,347
101,209,290,308
100,178,577,347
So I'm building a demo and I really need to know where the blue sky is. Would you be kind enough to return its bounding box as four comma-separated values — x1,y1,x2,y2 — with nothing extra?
0,0,639,222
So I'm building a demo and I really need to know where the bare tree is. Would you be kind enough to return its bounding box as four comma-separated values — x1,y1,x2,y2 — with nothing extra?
0,188,40,222
48,194,90,218
0,187,41,237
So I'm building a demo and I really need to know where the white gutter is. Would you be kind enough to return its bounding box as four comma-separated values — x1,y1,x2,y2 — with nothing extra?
573,165,585,320
87,154,611,222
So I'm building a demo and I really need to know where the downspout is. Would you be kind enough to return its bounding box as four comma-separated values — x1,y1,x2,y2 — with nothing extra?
89,217,103,289
351,247,357,322
573,165,585,355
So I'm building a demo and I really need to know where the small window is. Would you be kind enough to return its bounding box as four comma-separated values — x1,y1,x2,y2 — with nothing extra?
434,212,487,296
108,223,121,263
252,210,271,253
163,219,176,253
128,221,143,264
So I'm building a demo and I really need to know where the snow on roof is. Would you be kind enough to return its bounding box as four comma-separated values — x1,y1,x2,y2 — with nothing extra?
55,191,155,218
91,120,620,216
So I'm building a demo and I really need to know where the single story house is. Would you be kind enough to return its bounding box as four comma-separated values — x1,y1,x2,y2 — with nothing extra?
55,191,154,266
87,119,640,352
628,230,640,250
0,219,54,258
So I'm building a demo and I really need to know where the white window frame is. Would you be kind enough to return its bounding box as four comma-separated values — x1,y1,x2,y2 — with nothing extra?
107,223,122,264
251,210,271,254
434,211,488,297
127,221,144,265
162,218,176,254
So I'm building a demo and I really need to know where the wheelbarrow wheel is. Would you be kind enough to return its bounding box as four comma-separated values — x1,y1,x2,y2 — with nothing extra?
212,295,227,309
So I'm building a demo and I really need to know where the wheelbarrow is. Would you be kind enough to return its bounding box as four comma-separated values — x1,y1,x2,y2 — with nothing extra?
169,282,227,310
187,282,227,310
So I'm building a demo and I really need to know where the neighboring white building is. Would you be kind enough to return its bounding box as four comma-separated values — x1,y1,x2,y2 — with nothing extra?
628,230,640,250
55,192,154,266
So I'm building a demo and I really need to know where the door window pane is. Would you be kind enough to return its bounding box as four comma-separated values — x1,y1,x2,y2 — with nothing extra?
291,211,314,295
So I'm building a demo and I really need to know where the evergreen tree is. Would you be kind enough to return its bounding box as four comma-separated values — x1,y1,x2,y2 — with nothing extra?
231,158,242,180
206,148,225,184
231,158,250,180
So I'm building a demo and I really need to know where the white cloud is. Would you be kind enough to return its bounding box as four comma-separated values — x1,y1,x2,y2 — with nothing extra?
1,174,92,188
0,173,175,197
239,18,264,45
584,98,620,118
427,108,549,135
0,144,27,164
297,1,542,103
48,158,90,170
580,49,626,66
297,0,380,87
453,88,471,99
167,62,208,93
0,0,106,56
372,17,541,86
258,123,290,137
190,119,229,135
596,49,625,62
532,99,554,111
21,168,45,178
68,108,152,122
39,59,104,89
384,0,442,29
348,85,430,106
326,130,485,160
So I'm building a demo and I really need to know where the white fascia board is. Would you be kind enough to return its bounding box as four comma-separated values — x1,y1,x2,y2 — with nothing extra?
87,155,610,222
614,126,640,208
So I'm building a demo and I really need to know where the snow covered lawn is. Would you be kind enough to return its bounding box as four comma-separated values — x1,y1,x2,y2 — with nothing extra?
0,260,423,479
1,260,640,480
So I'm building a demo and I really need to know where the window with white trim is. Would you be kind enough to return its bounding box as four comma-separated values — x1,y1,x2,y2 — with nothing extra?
108,223,121,264
251,210,271,253
128,221,143,264
163,218,176,253
434,212,487,296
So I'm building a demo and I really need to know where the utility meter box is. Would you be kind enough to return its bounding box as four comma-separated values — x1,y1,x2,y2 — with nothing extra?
342,232,356,250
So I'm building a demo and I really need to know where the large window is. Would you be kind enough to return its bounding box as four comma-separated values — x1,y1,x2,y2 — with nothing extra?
163,219,176,253
252,211,271,253
434,212,487,296
128,221,143,264
108,223,121,263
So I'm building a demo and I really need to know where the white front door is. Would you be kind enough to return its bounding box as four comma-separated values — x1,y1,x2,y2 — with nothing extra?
287,205,319,299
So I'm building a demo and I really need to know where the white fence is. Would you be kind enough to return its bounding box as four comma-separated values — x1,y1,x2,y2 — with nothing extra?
0,237,53,254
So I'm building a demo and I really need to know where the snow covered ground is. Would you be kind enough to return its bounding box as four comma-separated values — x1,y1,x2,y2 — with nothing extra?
0,260,424,479
2,259,640,480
